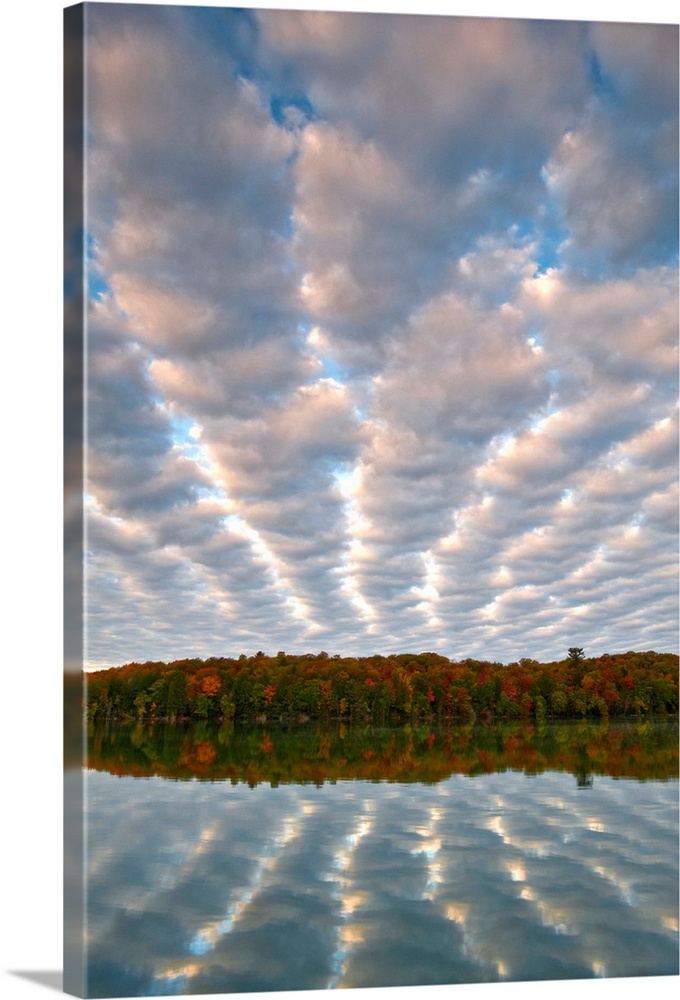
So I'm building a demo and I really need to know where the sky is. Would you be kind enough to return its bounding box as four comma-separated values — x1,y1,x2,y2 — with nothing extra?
78,1,679,669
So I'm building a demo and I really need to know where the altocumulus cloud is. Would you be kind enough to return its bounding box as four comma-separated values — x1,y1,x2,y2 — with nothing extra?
83,3,678,668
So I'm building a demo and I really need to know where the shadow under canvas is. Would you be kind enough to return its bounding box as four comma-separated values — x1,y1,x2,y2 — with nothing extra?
10,972,63,993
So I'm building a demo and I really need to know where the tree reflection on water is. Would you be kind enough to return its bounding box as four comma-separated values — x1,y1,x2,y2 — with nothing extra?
86,717,679,786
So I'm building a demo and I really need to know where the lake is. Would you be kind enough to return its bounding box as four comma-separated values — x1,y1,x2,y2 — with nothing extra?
80,720,678,996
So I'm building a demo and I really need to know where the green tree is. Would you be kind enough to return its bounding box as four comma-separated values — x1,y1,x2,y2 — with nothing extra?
133,691,150,719
220,695,236,721
166,671,188,718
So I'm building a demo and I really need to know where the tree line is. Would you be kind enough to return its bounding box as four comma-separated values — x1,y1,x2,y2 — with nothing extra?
84,648,679,724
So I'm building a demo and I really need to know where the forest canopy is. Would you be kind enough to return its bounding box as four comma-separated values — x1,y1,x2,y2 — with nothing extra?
83,649,679,724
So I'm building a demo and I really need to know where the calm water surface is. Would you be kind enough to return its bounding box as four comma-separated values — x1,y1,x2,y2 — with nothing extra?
83,721,679,996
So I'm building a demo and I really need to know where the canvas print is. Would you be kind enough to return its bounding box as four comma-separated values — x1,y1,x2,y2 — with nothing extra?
64,2,679,998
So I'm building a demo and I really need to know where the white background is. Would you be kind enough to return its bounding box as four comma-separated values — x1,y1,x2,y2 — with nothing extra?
1,2,677,999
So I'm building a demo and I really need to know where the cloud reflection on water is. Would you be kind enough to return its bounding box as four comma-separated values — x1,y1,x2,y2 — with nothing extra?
84,769,678,996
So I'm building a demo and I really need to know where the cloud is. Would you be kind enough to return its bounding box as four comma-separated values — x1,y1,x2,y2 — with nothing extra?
109,275,217,348
149,342,320,419
589,21,679,117
291,120,454,367
520,265,678,391
82,6,678,666
542,22,678,274
544,122,678,272
261,12,590,179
